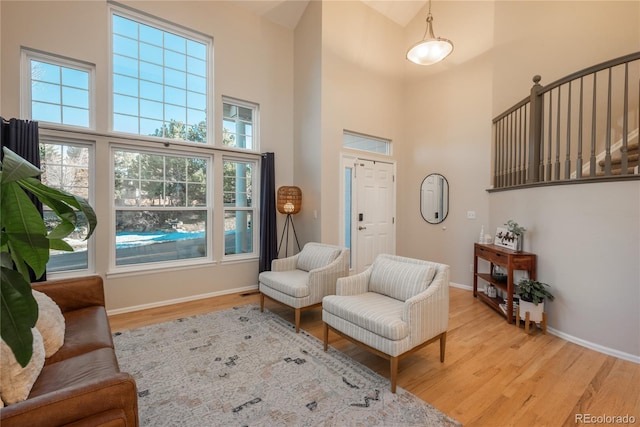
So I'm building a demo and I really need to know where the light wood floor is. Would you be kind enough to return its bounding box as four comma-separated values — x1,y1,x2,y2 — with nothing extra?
109,287,640,426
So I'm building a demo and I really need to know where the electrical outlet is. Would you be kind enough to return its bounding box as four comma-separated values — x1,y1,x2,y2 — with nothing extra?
467,211,476,219
469,264,474,272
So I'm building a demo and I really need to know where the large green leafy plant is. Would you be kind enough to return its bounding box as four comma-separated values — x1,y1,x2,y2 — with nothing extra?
1,147,97,367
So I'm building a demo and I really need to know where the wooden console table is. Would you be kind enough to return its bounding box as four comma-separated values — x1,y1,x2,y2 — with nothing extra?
473,243,537,323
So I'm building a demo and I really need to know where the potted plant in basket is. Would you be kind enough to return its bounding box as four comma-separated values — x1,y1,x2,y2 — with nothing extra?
516,278,555,322
1,147,97,367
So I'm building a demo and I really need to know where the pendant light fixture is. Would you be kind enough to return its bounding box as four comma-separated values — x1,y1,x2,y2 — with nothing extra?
406,0,454,66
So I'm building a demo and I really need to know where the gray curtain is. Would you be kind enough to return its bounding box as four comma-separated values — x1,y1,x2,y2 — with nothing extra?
259,152,277,272
1,117,45,281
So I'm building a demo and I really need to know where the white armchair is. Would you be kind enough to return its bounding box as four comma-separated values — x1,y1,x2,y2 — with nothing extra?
259,242,350,332
322,254,450,393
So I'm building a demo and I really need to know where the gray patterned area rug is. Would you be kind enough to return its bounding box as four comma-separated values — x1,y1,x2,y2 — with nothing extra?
113,304,460,426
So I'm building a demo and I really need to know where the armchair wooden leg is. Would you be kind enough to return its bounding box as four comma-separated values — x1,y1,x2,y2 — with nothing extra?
294,309,301,333
323,323,329,351
439,332,447,363
260,293,264,312
390,357,398,393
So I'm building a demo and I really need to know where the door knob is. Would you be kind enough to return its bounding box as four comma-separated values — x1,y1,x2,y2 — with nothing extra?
358,226,367,230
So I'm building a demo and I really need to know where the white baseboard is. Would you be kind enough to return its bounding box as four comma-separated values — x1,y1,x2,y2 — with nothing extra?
452,284,640,364
450,281,473,291
546,327,640,364
106,284,259,316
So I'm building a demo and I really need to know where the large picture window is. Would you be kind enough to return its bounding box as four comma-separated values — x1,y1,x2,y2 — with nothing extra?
113,148,210,267
223,158,255,256
40,140,94,273
111,8,210,142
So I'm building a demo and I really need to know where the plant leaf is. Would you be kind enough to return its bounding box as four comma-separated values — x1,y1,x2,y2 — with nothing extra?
48,238,74,252
0,148,43,183
47,221,76,241
19,177,97,240
0,266,38,367
1,182,49,278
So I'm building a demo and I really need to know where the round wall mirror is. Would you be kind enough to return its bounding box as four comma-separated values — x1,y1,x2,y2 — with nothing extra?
421,174,449,224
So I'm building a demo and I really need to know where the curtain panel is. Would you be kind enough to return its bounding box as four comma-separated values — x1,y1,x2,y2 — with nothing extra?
259,152,277,272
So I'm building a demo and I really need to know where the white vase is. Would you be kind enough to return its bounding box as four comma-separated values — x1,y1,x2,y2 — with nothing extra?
515,235,523,251
519,300,544,322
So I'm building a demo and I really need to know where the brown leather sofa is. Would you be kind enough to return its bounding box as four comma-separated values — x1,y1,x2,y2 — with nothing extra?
0,276,139,426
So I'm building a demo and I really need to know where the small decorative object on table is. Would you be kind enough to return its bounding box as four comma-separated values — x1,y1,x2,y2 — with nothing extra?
486,284,497,298
495,220,526,251
515,279,555,334
491,265,508,283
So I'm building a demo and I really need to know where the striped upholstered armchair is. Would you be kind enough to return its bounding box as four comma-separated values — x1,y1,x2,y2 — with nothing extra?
259,242,349,332
322,254,450,393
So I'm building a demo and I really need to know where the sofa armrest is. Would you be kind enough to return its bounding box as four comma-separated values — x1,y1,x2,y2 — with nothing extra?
32,275,105,313
336,266,371,296
0,373,138,427
403,265,450,347
307,249,350,301
271,254,299,272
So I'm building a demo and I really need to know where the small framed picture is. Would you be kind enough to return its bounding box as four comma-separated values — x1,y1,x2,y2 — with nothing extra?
494,227,518,250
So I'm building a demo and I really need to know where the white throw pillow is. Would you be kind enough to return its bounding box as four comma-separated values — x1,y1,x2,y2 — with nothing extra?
32,290,65,358
369,257,437,301
0,328,45,405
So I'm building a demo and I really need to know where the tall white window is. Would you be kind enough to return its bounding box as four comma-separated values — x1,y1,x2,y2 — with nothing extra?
222,98,258,151
110,7,210,142
113,148,211,268
223,158,256,257
40,140,94,273
22,50,94,128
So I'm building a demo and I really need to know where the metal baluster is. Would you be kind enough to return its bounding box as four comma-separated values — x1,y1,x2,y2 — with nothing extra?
555,85,561,181
546,91,553,181
564,81,572,180
589,73,597,177
604,67,612,176
620,62,629,175
517,107,522,185
510,112,515,186
577,77,584,179
523,104,528,184
498,120,504,187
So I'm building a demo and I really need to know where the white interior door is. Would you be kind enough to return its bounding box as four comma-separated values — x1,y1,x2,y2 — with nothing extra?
352,159,395,273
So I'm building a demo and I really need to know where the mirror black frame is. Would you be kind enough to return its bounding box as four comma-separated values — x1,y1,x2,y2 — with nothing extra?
420,173,449,224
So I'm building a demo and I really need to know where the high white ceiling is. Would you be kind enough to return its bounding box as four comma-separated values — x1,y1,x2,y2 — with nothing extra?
236,0,428,29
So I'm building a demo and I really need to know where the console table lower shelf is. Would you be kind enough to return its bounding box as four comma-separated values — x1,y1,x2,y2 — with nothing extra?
474,280,518,319
473,243,537,324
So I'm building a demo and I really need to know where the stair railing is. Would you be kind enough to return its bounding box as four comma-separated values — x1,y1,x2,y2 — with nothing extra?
492,52,640,190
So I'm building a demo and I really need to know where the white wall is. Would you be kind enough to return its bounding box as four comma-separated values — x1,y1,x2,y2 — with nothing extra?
401,1,640,359
490,182,640,358
1,0,295,311
319,0,405,244
400,0,495,283
293,0,322,247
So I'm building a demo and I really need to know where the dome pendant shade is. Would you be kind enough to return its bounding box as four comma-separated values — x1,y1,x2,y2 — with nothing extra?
406,6,453,66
